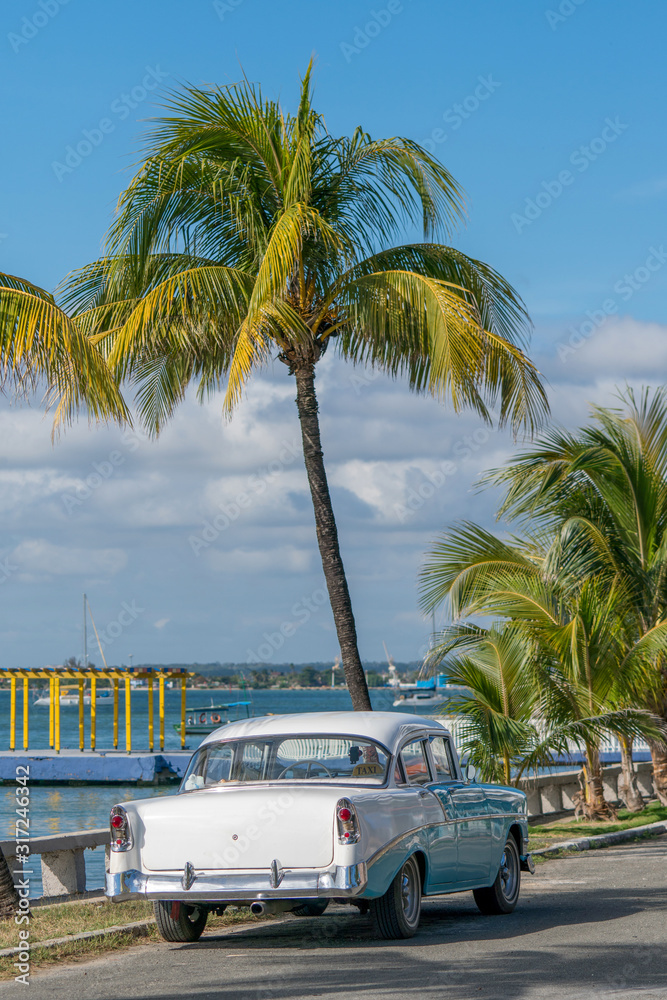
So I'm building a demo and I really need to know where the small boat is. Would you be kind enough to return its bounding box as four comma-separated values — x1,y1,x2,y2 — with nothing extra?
175,700,252,736
383,642,470,710
391,685,469,708
33,686,115,707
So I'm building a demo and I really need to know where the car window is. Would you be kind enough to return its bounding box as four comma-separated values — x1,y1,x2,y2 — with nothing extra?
180,735,390,789
274,737,387,780
399,739,432,786
239,742,267,781
430,736,454,780
204,745,233,785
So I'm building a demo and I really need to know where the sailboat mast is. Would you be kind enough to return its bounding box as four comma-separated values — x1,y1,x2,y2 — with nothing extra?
83,593,88,668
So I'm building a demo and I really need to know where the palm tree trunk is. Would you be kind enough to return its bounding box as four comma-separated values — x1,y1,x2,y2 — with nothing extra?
0,847,19,920
293,362,372,711
583,743,615,819
618,736,644,812
648,739,667,806
503,750,511,786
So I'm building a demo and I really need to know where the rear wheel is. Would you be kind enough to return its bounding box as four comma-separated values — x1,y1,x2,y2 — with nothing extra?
153,900,208,942
370,855,422,939
473,835,521,915
291,899,330,917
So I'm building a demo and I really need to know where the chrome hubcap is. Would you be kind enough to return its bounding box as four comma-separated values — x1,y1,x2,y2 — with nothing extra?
400,859,420,925
499,847,518,899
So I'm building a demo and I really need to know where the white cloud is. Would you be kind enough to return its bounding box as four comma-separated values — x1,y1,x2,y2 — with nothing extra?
1,314,664,665
10,539,127,580
204,545,313,576
550,316,667,381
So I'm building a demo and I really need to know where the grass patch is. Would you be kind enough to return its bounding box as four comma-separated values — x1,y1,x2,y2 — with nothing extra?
0,924,160,981
528,801,667,852
0,899,153,951
0,899,272,980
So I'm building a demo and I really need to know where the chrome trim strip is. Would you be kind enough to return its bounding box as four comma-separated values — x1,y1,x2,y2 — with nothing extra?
364,812,525,869
106,862,367,902
365,824,437,867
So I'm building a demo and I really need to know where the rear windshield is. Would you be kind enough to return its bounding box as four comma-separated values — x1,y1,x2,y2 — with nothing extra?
181,735,390,790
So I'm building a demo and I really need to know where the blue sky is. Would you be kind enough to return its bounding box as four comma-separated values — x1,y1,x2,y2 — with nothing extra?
1,0,666,668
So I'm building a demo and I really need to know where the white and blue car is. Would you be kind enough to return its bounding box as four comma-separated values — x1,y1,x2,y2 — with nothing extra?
106,711,533,940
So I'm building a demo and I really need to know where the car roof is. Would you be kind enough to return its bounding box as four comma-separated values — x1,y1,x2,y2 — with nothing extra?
199,711,449,751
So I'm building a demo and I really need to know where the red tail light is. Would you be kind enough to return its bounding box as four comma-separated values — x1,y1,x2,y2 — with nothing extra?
109,805,133,852
336,798,360,844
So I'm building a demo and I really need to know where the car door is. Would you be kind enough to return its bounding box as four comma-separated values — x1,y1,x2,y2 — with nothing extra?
419,735,459,885
426,736,492,886
397,738,457,890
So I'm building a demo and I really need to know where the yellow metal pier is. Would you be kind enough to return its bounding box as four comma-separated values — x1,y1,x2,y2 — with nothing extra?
3,666,192,752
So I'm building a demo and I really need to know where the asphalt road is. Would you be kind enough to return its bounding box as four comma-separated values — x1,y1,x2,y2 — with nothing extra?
3,835,667,1000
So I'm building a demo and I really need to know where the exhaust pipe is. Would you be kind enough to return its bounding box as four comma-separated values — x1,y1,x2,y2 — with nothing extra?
250,899,300,917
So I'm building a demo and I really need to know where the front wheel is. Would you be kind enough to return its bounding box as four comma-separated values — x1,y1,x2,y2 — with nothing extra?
153,900,208,942
473,835,521,915
370,855,422,939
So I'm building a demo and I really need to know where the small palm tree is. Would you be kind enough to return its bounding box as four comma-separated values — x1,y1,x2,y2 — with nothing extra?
421,525,666,817
428,623,544,785
484,386,667,802
0,66,547,709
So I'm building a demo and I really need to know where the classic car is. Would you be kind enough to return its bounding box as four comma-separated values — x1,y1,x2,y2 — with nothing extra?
105,711,534,940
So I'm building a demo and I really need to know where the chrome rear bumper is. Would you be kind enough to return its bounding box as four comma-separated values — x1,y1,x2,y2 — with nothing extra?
106,862,367,902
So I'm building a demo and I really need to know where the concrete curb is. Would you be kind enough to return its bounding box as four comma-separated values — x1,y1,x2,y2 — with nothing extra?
0,918,155,958
532,818,667,858
0,912,284,959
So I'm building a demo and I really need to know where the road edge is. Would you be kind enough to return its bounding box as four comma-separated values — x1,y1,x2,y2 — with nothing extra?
532,818,667,859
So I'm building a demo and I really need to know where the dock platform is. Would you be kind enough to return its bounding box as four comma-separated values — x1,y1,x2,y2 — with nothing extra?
0,749,192,784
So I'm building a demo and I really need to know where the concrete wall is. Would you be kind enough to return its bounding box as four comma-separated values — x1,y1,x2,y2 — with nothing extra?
519,762,655,820
0,751,191,784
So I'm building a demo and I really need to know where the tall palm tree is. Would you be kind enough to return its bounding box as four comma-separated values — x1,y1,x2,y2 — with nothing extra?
0,273,127,427
421,525,666,816
0,66,547,709
484,387,667,801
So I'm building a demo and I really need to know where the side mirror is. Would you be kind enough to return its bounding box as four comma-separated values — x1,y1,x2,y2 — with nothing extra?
465,763,477,782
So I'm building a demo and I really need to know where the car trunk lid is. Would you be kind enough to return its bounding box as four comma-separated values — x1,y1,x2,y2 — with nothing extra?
133,784,337,871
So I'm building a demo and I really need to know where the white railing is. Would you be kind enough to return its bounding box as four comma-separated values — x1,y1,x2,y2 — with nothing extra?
441,717,650,756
